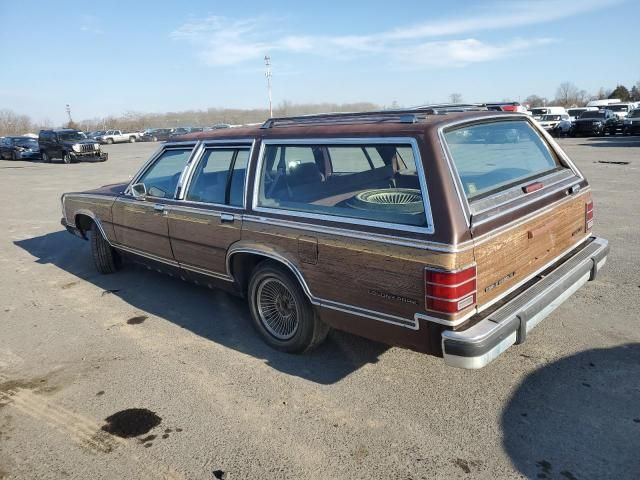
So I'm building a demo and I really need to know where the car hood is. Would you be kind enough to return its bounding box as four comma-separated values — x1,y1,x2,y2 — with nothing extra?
84,182,128,196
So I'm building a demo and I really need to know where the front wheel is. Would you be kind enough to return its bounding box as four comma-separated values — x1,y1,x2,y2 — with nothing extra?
41,151,50,163
129,136,136,143
106,138,114,144
248,262,329,353
62,152,73,164
90,223,120,274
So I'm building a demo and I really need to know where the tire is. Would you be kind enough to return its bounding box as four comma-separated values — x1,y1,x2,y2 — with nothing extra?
248,261,329,353
90,223,120,274
41,151,50,163
152,136,158,142
129,136,136,143
106,138,114,144
11,151,17,161
62,152,72,164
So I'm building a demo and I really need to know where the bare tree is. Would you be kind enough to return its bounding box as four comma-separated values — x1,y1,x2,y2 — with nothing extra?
449,93,463,103
524,95,548,108
555,82,580,107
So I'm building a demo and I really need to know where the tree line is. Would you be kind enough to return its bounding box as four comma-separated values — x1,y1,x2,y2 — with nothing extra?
1,80,639,137
0,102,381,136
524,81,640,108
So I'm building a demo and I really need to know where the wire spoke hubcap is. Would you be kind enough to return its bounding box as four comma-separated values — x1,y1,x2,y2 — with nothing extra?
257,278,299,340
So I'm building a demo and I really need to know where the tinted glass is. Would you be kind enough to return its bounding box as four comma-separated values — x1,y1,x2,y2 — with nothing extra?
186,149,235,204
444,120,561,199
580,111,605,119
229,149,249,206
57,131,85,141
258,143,426,227
138,148,192,198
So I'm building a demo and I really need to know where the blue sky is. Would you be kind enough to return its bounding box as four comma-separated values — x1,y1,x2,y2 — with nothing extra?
0,0,638,124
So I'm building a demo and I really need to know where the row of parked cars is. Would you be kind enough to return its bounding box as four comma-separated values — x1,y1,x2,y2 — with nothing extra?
84,124,232,144
486,100,640,137
0,125,233,163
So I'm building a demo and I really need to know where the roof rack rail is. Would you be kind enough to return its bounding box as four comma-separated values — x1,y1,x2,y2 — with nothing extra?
260,103,488,129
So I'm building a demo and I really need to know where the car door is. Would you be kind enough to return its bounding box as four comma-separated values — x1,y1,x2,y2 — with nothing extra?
111,145,195,261
168,141,251,278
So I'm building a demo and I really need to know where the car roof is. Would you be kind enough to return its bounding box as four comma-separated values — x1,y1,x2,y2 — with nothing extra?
180,110,521,142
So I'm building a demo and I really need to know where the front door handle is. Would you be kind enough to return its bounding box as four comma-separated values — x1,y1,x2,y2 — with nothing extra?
153,204,167,215
220,213,235,223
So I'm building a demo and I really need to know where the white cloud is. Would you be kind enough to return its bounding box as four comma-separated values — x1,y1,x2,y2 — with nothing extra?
171,0,618,68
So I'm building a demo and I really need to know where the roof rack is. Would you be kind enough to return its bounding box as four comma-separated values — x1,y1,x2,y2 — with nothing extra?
260,103,489,129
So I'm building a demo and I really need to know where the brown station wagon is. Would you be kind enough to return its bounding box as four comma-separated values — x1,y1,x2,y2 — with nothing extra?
60,108,609,368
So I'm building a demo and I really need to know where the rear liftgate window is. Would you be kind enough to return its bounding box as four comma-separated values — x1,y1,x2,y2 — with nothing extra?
444,120,564,200
257,143,427,227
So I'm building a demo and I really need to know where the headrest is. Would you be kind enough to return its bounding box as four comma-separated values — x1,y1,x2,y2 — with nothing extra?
287,162,324,185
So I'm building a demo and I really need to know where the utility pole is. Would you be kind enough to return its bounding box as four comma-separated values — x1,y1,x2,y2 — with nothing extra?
65,104,73,124
264,55,273,118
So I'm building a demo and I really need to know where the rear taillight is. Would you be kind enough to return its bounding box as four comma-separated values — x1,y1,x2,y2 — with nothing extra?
501,105,518,112
425,265,477,314
585,200,594,231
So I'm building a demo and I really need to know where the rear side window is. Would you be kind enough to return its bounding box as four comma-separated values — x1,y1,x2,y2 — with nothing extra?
443,120,562,200
186,147,249,206
257,142,427,228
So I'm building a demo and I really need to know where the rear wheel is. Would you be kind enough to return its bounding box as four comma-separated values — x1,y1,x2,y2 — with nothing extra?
248,262,329,353
129,136,136,143
90,223,120,274
152,136,158,142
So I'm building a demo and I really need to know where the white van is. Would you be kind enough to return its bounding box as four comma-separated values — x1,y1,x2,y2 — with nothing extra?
529,106,567,120
586,99,621,108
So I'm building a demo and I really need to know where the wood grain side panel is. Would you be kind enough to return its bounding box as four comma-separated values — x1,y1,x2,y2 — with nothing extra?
474,191,591,306
65,196,117,241
241,220,472,320
168,210,242,273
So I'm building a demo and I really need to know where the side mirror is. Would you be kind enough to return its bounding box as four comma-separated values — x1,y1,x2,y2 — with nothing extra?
131,183,147,199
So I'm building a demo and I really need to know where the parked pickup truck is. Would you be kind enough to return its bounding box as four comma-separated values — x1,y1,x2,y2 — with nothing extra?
60,107,608,369
96,130,143,144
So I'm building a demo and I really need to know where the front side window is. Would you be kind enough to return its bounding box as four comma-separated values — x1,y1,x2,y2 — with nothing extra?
137,148,192,198
186,147,250,206
257,142,426,227
444,120,563,200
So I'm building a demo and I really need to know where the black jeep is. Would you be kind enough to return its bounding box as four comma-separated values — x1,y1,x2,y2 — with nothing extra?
38,129,108,164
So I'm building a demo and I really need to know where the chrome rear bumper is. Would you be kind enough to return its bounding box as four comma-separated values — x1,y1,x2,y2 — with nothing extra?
441,237,609,369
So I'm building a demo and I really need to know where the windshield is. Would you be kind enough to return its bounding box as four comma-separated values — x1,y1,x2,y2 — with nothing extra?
57,131,86,141
580,111,605,119
444,120,562,200
541,115,561,121
568,109,585,116
606,105,629,112
530,108,548,115
14,138,38,147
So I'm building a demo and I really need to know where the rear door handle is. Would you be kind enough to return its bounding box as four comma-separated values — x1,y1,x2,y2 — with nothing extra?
220,213,235,223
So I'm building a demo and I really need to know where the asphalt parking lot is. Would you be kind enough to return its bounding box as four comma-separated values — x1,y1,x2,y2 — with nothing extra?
1,137,639,480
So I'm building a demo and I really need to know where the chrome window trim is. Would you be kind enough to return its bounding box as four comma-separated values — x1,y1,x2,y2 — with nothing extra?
251,137,435,235
437,114,584,224
124,142,200,197
178,139,255,209
242,214,456,252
